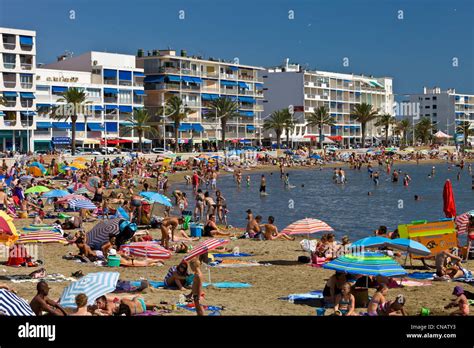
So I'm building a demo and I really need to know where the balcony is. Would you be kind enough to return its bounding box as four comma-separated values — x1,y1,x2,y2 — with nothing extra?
104,114,117,121
221,74,237,80
203,71,219,78
3,61,16,69
181,69,200,76
21,119,34,127
202,86,219,93
104,97,118,103
184,101,200,107
239,90,255,96
34,129,52,137
158,67,180,74
181,84,200,91
239,75,256,81
221,88,238,95
156,83,180,91
4,99,16,107
119,80,132,87
3,80,16,88
103,78,117,85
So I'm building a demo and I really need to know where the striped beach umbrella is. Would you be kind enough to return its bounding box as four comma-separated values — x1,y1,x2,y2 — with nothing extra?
120,242,172,260
74,187,90,195
183,238,229,262
455,211,474,235
281,218,334,235
0,289,35,316
351,236,391,248
85,176,101,192
140,191,172,207
60,272,120,308
323,252,406,277
42,189,69,198
69,199,97,210
17,231,68,244
86,219,122,250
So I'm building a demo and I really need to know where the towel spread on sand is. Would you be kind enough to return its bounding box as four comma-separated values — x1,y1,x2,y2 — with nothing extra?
281,290,324,301
398,279,432,287
7,273,76,283
407,272,435,280
177,304,223,312
211,259,268,268
212,253,252,258
130,280,251,289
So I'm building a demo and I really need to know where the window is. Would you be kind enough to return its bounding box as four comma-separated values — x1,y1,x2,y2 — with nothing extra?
432,105,437,109
432,96,437,100
36,85,50,92
20,74,33,88
425,97,430,100
3,53,16,69
425,105,430,109
118,90,132,104
432,113,437,117
86,88,101,98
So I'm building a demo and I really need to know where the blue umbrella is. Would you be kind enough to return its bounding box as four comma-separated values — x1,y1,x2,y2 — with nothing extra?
140,192,172,207
42,189,69,198
69,199,97,210
386,238,431,256
309,154,322,160
323,252,406,277
0,289,35,316
60,272,120,308
351,236,391,248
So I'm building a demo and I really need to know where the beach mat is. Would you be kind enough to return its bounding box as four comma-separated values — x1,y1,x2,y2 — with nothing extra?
130,280,251,289
280,290,324,301
130,281,165,288
7,273,76,283
211,260,267,268
407,272,435,280
177,304,223,312
212,253,252,258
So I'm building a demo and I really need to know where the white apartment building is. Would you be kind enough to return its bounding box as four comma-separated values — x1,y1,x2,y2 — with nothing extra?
34,51,145,151
404,87,474,144
263,61,394,147
0,27,36,152
136,49,264,149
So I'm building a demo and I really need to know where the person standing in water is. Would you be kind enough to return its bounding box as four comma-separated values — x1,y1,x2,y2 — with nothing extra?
373,171,380,185
403,173,411,187
246,175,251,188
392,170,399,183
284,173,290,187
259,174,267,194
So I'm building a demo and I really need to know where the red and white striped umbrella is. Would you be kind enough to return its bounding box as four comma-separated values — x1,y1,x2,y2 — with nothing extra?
281,218,334,235
17,231,68,244
57,194,89,204
119,242,172,260
455,211,474,235
183,238,229,262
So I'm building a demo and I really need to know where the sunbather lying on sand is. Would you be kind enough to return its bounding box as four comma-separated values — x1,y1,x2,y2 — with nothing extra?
264,216,294,241
107,249,163,267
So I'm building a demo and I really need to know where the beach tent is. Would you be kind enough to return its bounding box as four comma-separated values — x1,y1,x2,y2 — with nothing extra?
60,272,119,308
29,162,46,174
323,252,406,277
28,166,43,177
120,242,172,260
434,131,450,139
281,218,334,236
0,211,19,246
86,219,123,250
0,289,35,316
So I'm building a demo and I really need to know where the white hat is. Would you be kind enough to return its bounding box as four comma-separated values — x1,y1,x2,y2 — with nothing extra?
108,248,117,256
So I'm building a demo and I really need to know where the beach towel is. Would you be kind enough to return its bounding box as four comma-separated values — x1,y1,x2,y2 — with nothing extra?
212,253,252,258
211,259,267,268
280,290,324,301
203,282,252,289
177,303,223,312
398,279,432,287
407,272,435,280
130,281,165,289
6,273,76,283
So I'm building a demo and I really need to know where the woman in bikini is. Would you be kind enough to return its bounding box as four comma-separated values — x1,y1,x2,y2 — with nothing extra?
367,284,388,316
164,262,190,290
334,282,355,316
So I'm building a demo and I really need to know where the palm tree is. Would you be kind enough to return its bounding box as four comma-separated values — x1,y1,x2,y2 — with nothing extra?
394,119,411,146
306,106,335,149
164,95,191,151
352,103,379,147
281,108,295,148
209,97,240,148
51,88,90,155
263,109,291,149
415,117,434,145
456,121,473,148
375,113,396,146
123,108,158,153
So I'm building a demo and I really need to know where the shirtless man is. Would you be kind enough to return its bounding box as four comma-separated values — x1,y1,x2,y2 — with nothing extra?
187,258,204,316
160,216,184,248
259,175,267,194
264,216,294,241
436,249,463,279
247,215,263,238
30,281,68,316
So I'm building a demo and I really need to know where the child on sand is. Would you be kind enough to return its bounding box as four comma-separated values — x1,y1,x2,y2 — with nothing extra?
186,258,204,316
445,286,469,316
71,293,92,316
334,282,355,316
367,284,388,316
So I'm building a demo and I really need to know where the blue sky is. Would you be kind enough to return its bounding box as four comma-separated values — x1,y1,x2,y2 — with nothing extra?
1,0,473,96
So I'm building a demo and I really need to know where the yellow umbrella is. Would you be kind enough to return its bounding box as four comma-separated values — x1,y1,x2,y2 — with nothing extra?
0,211,18,246
70,162,87,170
74,157,88,163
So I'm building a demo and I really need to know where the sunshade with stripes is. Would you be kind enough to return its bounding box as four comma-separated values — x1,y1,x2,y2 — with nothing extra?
69,199,97,210
85,176,101,192
0,289,35,316
120,242,172,260
281,218,334,235
17,231,68,244
455,211,474,235
183,238,229,262
60,272,120,308
323,252,406,277
58,194,89,203
87,219,122,250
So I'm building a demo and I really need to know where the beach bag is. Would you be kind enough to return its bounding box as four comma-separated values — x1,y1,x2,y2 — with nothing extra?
300,239,316,253
298,256,310,263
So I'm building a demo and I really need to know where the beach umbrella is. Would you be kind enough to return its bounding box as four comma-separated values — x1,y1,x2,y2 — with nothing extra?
27,166,43,177
24,186,50,194
74,187,90,195
42,189,69,198
29,162,46,174
57,194,89,204
19,175,33,182
86,219,122,250
74,157,88,162
0,289,35,316
455,211,474,235
323,252,406,277
174,161,187,166
60,272,120,308
17,231,68,244
85,176,101,192
386,238,430,257
69,199,97,210
351,236,391,249
443,179,457,218
0,211,18,246
63,166,78,171
70,162,87,170
120,242,172,260
281,218,334,236
183,238,229,262
140,192,172,207
309,154,322,160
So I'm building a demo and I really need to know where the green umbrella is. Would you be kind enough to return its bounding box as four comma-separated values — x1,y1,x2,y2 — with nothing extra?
25,186,50,194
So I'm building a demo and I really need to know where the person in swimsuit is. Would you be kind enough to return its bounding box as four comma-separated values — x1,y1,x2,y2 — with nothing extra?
367,284,388,316
194,189,205,221
70,293,92,316
445,286,469,316
215,190,227,224
30,281,68,316
164,262,190,290
203,214,232,237
378,294,408,316
93,183,104,203
465,216,474,261
160,216,184,248
334,282,355,316
115,297,157,316
323,272,347,305
186,258,204,316
263,216,294,241
259,174,266,194
204,191,216,219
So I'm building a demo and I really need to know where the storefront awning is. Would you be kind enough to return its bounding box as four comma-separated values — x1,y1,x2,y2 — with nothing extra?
3,91,18,97
103,69,117,78
144,75,165,83
106,122,118,132
238,82,250,89
20,36,33,45
238,96,256,104
52,86,68,93
104,88,118,94
201,94,219,101
119,105,133,113
221,80,238,87
133,72,145,77
119,70,132,81
133,90,145,95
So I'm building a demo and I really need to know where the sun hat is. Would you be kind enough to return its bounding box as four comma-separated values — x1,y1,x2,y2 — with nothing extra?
108,248,117,256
